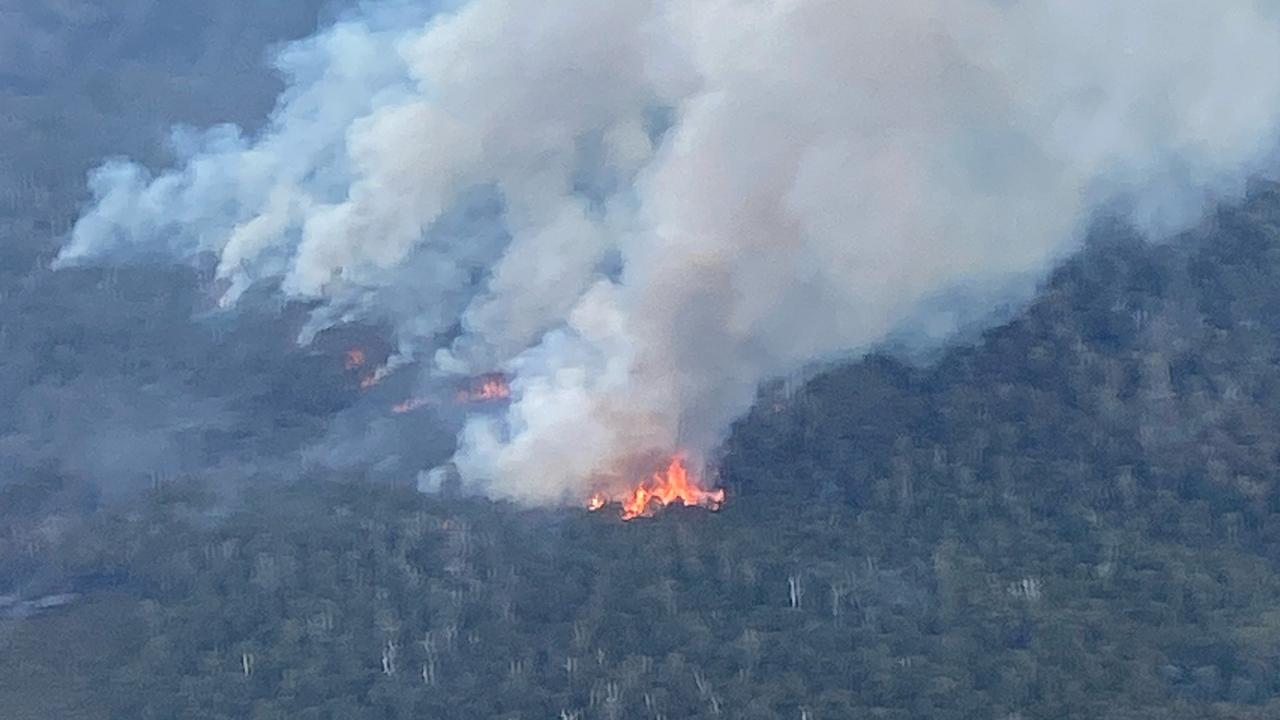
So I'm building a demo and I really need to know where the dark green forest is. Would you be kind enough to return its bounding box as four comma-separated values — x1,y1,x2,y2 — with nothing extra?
9,184,1280,719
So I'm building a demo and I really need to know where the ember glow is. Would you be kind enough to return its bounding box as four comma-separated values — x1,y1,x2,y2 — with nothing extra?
455,374,511,404
359,369,386,390
588,455,726,520
390,374,511,414
345,347,386,390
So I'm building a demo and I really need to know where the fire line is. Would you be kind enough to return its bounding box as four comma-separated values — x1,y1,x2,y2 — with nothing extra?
588,454,726,520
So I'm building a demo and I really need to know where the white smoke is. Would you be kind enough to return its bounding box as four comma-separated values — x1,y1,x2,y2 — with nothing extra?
58,0,1280,504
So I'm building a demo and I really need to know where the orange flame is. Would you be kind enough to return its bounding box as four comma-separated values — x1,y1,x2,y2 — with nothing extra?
360,364,401,390
588,455,726,520
345,347,386,389
454,375,512,404
390,374,511,413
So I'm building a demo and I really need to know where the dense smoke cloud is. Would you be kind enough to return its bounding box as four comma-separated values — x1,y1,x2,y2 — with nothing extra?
58,0,1280,504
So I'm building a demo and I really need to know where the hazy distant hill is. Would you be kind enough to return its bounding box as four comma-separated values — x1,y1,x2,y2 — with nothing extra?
0,0,333,280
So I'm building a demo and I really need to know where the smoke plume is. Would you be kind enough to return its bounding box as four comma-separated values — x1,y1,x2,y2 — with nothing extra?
58,0,1280,504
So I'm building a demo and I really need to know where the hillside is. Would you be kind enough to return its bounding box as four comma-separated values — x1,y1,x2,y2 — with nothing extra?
7,185,1280,718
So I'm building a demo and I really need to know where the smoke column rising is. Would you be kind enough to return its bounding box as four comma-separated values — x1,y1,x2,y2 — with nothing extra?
58,0,1280,503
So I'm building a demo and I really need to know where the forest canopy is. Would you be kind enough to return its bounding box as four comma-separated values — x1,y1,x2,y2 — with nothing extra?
7,185,1280,718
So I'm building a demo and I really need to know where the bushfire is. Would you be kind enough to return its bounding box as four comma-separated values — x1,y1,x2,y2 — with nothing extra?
456,375,511,403
391,374,512,414
344,347,385,389
588,455,726,520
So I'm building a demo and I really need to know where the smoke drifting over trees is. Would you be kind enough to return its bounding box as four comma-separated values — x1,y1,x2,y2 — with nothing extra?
12,5,1280,718
46,0,1280,503
0,0,344,502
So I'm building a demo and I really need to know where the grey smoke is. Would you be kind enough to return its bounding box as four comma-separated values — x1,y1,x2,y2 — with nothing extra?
0,1,357,508
57,0,1280,504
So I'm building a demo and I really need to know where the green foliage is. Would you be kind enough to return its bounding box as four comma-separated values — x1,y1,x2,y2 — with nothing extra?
11,185,1280,718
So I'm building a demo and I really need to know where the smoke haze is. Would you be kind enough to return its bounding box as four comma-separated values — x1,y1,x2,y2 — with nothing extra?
56,0,1280,503
0,0,349,505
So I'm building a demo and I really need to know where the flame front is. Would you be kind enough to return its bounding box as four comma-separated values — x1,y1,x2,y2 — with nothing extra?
390,373,511,414
455,375,512,404
360,372,384,390
588,455,726,520
345,347,386,389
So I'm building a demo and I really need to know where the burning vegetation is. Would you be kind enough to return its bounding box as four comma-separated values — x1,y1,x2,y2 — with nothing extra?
390,374,512,414
455,374,511,403
360,367,390,390
588,455,726,520
343,347,386,389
